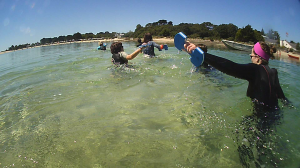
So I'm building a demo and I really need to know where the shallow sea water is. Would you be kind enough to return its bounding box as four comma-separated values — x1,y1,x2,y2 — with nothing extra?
0,42,299,167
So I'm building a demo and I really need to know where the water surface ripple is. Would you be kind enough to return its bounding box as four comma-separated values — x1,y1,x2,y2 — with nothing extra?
0,42,299,167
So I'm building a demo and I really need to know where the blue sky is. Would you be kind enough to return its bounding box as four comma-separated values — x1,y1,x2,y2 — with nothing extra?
0,0,299,51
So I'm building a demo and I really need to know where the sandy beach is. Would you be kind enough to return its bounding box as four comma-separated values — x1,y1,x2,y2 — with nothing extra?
1,37,299,62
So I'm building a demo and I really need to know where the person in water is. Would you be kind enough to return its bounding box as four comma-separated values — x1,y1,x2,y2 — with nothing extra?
98,42,106,50
136,38,143,47
110,42,145,65
184,41,289,110
141,33,164,57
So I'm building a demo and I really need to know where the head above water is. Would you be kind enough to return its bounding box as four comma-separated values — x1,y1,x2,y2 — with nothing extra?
143,33,153,43
110,42,123,54
137,38,142,43
250,42,276,65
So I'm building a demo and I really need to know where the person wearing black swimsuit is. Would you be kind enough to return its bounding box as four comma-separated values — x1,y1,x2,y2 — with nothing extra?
185,41,288,110
185,41,291,167
110,42,145,65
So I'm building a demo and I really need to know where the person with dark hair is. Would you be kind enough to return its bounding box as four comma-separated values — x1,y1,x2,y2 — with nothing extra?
110,42,145,65
136,38,143,47
185,41,292,168
185,41,289,110
142,33,166,57
98,42,106,50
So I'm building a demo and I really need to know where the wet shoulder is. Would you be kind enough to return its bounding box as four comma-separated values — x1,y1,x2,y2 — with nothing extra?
119,51,128,58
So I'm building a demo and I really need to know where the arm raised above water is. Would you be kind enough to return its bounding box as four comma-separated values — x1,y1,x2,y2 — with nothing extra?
126,48,143,60
184,41,256,80
204,53,256,80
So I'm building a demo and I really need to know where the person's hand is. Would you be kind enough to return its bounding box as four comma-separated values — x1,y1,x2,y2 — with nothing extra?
184,41,197,54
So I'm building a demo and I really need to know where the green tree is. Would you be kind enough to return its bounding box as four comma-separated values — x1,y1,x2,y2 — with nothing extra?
181,23,192,36
145,23,152,27
160,28,170,37
243,25,255,42
135,24,143,31
40,38,51,44
84,32,94,39
213,24,226,39
274,31,280,40
58,36,66,42
227,23,238,39
52,37,58,43
123,30,133,37
235,29,243,41
254,30,264,42
73,32,82,40
9,45,15,50
201,22,215,30
235,25,255,42
66,35,73,41
158,19,167,25
261,28,265,35
296,43,300,50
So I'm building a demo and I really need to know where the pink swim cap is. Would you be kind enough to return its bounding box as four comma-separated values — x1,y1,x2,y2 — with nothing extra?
254,42,270,61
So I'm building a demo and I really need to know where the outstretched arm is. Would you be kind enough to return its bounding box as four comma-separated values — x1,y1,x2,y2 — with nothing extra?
148,41,162,51
126,48,143,60
184,41,255,80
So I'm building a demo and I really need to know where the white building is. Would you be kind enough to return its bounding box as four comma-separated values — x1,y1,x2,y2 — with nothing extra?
115,33,124,39
280,40,297,51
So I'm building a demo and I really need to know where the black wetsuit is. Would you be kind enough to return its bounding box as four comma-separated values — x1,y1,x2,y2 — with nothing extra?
205,53,286,109
112,53,128,65
98,45,106,50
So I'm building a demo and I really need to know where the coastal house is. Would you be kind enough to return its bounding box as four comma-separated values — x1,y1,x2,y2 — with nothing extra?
263,36,278,45
115,33,124,39
280,40,297,51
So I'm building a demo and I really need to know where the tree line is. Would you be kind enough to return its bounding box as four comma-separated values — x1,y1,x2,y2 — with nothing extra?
7,31,117,51
125,20,282,44
5,19,300,51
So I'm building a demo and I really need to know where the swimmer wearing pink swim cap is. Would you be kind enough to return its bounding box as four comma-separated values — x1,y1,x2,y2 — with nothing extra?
184,41,290,110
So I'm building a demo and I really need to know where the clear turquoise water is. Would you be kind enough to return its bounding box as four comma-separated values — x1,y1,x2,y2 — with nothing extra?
0,42,299,168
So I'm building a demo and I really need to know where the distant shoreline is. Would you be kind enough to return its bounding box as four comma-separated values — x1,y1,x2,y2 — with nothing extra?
1,38,298,60
0,38,126,55
0,37,224,55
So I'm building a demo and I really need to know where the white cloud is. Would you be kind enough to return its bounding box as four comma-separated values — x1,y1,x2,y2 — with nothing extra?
31,2,35,9
20,26,35,36
3,18,10,26
11,4,15,11
20,26,31,34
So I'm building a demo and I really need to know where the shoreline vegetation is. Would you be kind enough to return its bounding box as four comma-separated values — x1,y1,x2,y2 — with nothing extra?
0,37,225,54
2,20,299,59
1,37,298,59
